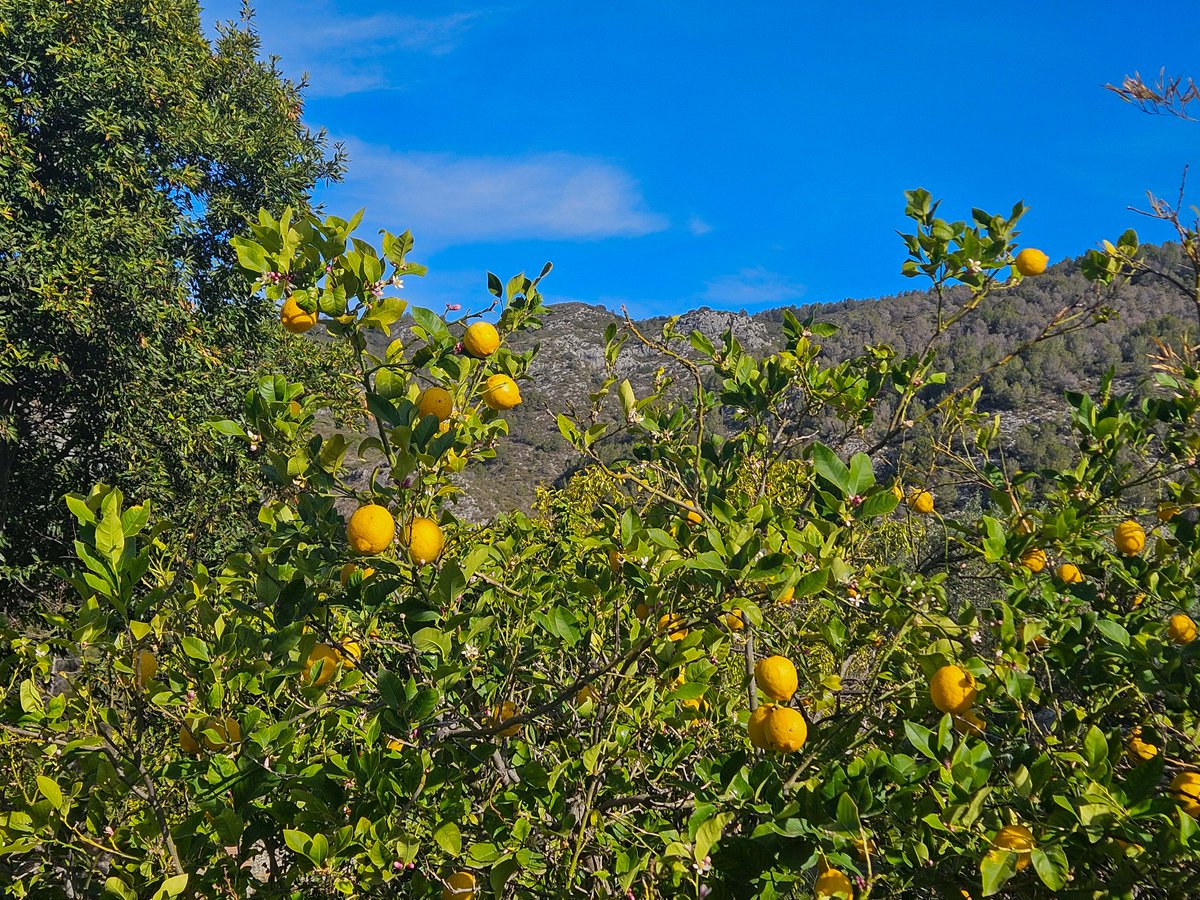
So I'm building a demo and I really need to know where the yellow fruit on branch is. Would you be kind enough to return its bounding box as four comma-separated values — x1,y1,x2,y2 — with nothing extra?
993,824,1035,870
304,643,342,686
179,723,201,756
462,321,500,358
1056,562,1084,584
280,295,318,333
890,483,904,501
747,705,772,749
1126,728,1158,762
776,585,795,605
416,386,454,422
685,509,703,526
338,637,362,669
1019,548,1046,573
133,649,157,689
908,490,935,514
658,614,688,641
763,705,808,753
1113,519,1146,555
929,665,977,714
952,708,986,737
607,549,622,573
634,602,650,621
1169,770,1200,818
339,563,375,586
347,504,395,554
575,685,597,707
443,869,478,900
725,608,745,631
404,517,445,566
1014,248,1049,277
1167,613,1197,644
199,715,241,751
487,701,521,738
482,373,521,411
1157,503,1180,522
814,866,853,898
755,655,798,702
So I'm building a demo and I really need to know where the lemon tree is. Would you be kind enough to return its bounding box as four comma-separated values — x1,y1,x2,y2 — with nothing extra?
3,196,1200,899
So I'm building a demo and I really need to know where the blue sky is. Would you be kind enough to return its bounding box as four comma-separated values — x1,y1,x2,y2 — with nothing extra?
204,1,1200,318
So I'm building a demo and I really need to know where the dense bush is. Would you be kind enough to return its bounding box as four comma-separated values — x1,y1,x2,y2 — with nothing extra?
0,0,348,599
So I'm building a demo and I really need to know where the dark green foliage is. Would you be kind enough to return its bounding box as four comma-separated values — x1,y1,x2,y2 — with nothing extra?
0,0,347,599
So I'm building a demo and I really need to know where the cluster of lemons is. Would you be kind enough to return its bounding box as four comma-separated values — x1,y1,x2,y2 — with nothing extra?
1019,518,1198,645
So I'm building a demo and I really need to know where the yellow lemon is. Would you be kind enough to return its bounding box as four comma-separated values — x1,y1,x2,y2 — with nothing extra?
1019,548,1046,573
199,715,240,751
180,723,201,756
304,642,342,686
952,708,986,737
607,550,623,573
338,638,362,669
1126,729,1158,762
763,705,808,753
1169,770,1200,818
890,483,904,501
417,386,454,422
657,614,688,641
777,585,796,605
1014,516,1034,536
347,504,395,554
1157,503,1180,522
1057,562,1084,584
482,373,522,410
1113,520,1146,555
747,705,773,749
929,665,977,714
908,490,935,514
443,870,478,900
725,609,745,631
386,737,407,752
462,322,500,358
1014,248,1049,277
487,701,521,738
634,602,650,621
814,866,854,898
755,655,798,702
339,563,374,586
1167,613,1197,644
993,824,1035,870
685,509,703,526
133,649,157,689
280,295,318,333
575,685,598,707
405,517,445,566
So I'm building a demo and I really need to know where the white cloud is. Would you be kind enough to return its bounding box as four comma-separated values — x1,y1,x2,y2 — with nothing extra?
699,267,806,306
338,141,670,245
205,3,492,96
687,215,713,236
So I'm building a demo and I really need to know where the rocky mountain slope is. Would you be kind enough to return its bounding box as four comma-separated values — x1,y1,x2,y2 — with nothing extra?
356,245,1198,521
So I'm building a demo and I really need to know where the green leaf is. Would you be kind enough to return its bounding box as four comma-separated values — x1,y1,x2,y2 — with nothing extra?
150,874,189,900
434,822,462,857
980,850,1014,896
904,720,937,760
1083,725,1108,771
835,793,861,830
812,443,850,496
283,829,310,854
1031,845,1068,890
467,842,501,865
103,876,138,900
180,636,210,661
1095,619,1129,646
693,812,731,862
95,492,125,565
846,452,875,495
35,776,63,810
